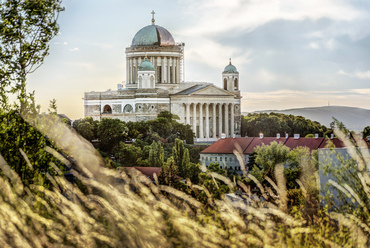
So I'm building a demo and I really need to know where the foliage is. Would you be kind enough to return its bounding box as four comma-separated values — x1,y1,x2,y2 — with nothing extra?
158,157,180,187
362,125,370,138
241,112,328,137
148,140,164,167
0,0,63,109
172,138,190,178
97,118,128,152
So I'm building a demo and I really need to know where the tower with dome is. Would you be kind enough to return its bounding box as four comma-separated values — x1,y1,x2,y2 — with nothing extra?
84,12,242,141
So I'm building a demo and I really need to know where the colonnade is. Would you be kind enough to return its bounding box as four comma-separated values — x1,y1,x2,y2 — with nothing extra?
127,56,180,84
183,102,236,139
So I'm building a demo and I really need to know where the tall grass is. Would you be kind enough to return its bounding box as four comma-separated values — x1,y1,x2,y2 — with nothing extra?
0,114,369,247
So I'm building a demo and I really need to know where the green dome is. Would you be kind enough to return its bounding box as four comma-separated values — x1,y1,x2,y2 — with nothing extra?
223,61,238,73
131,25,175,47
138,58,155,71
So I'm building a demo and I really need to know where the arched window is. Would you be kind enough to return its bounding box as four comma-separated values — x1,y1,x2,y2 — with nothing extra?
123,104,133,113
103,105,112,114
234,78,238,90
223,78,227,90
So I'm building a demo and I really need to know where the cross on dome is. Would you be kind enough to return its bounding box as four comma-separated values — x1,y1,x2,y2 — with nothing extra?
151,10,155,25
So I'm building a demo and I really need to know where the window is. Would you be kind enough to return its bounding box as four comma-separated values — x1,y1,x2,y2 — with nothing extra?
225,157,228,161
210,157,212,161
220,157,222,161
103,105,112,114
215,157,217,161
206,157,208,161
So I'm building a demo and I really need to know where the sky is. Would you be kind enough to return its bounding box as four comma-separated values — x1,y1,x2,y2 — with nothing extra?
26,0,370,120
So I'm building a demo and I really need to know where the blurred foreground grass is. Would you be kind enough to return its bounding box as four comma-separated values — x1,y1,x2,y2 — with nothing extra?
0,113,369,247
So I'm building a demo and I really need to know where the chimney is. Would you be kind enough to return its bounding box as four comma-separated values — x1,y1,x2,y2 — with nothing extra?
276,133,280,139
221,133,226,139
315,134,319,139
259,133,264,139
285,133,289,139
294,134,300,140
330,133,334,139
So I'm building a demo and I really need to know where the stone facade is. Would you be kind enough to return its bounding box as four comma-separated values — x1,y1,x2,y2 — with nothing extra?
84,14,242,139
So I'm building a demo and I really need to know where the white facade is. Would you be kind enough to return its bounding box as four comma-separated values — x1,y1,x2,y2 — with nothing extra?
84,14,242,139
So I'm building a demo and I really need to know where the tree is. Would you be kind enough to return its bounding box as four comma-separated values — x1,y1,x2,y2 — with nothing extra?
158,157,180,187
0,0,64,110
97,118,128,152
362,126,370,138
148,140,164,167
48,98,57,114
172,138,190,178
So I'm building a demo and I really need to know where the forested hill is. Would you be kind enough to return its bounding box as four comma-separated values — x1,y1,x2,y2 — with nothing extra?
243,106,370,131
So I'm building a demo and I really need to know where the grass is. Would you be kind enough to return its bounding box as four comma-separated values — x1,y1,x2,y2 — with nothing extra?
0,113,369,247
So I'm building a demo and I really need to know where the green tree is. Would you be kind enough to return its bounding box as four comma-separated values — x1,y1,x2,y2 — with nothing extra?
172,138,190,178
148,140,164,167
48,98,57,115
158,157,180,187
97,118,128,153
251,141,290,182
113,142,143,167
0,0,63,110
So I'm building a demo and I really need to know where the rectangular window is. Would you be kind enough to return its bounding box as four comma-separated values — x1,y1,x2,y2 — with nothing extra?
220,157,222,161
210,157,212,161
215,157,217,161
206,157,208,161
225,157,228,161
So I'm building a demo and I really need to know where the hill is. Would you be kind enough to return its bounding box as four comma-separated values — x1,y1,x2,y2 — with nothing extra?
242,106,370,132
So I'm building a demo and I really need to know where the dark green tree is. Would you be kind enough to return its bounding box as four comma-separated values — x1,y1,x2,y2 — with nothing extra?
172,138,190,178
148,140,164,167
158,157,180,187
97,118,128,153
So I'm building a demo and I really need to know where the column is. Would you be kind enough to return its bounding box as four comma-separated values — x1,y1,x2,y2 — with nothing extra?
160,57,164,84
172,58,176,84
213,103,217,138
129,58,133,84
133,58,136,84
186,103,190,125
167,57,171,84
225,103,229,137
205,103,209,138
231,103,234,136
199,103,203,138
176,58,180,84
126,58,129,84
192,103,197,137
218,103,223,137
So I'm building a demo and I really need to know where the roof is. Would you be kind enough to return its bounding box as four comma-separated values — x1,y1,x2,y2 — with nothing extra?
131,25,175,47
125,167,161,180
175,84,211,95
244,137,286,154
138,58,155,71
319,138,348,149
223,62,238,73
284,137,325,152
201,137,254,154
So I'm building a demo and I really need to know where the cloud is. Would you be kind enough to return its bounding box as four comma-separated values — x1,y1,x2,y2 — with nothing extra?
181,0,367,37
69,47,79,52
54,41,68,45
338,70,370,80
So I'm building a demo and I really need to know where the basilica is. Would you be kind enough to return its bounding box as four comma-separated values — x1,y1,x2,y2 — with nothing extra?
84,12,242,141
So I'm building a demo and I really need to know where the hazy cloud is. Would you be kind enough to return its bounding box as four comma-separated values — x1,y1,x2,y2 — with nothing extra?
338,70,370,80
69,47,79,52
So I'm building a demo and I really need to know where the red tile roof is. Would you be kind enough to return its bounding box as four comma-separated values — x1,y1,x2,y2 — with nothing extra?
243,137,286,154
284,137,325,152
201,137,254,154
318,138,347,149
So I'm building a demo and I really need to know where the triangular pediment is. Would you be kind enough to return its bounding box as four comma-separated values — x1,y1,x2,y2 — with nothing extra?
174,84,235,97
190,85,235,96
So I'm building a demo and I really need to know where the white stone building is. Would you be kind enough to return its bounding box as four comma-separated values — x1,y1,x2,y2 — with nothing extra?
84,13,242,140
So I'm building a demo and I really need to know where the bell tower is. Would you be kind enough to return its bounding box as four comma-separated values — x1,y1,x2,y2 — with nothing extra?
222,58,239,92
